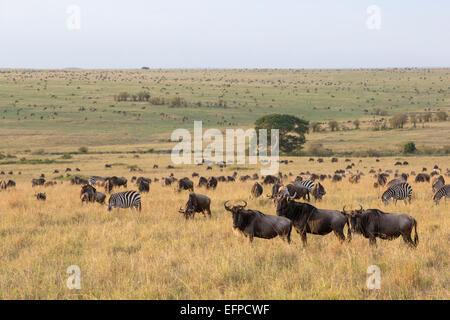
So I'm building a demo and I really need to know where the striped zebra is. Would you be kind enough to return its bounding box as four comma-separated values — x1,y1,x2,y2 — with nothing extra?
294,180,315,192
381,182,412,205
433,185,449,205
105,190,141,211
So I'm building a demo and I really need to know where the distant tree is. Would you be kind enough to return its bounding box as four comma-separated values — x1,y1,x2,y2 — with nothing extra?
79,146,88,154
409,114,417,128
390,114,408,129
310,122,322,133
403,142,417,154
422,112,432,122
254,114,309,154
328,120,339,132
353,119,360,129
436,111,448,121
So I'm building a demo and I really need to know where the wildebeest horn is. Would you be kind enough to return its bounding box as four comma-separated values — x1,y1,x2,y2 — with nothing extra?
224,200,232,212
359,204,363,212
240,200,247,208
342,205,347,213
178,206,185,213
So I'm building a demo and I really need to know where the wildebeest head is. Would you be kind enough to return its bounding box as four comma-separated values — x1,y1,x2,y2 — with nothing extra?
313,182,326,200
341,205,364,234
224,200,248,229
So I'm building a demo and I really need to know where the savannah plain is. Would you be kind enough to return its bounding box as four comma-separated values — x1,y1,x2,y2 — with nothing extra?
0,68,449,299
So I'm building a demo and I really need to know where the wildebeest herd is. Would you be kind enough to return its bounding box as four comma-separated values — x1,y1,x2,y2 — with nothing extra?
1,160,449,248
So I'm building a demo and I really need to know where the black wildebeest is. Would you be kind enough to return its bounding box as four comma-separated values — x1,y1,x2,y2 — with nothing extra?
263,175,279,184
312,182,326,201
32,178,45,187
250,182,263,198
35,192,46,201
275,195,351,246
178,177,194,192
80,185,106,204
415,173,430,183
105,176,127,193
224,200,292,243
179,192,211,219
343,207,418,247
198,176,208,188
267,182,282,199
137,178,150,193
284,183,311,201
207,176,218,189
0,180,15,190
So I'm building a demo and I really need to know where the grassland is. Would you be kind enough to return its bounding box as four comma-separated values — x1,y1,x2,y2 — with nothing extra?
0,153,449,299
0,69,449,299
0,68,448,154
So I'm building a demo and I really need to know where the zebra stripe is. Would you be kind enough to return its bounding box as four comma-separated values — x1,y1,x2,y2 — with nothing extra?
382,182,412,205
107,190,141,211
294,180,315,191
433,185,449,204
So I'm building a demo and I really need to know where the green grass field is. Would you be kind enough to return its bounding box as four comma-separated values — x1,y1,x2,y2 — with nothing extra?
0,68,448,154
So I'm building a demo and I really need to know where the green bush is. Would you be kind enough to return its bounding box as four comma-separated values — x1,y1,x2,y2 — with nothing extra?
403,142,417,154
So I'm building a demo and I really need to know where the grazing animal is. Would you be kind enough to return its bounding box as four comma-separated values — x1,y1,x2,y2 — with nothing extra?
198,176,208,188
332,174,342,182
263,175,279,184
294,180,314,193
312,182,326,201
32,178,46,187
178,177,194,192
433,185,449,205
224,200,292,243
44,181,57,187
285,183,311,201
104,176,127,193
81,186,106,204
432,176,445,193
382,183,413,205
105,191,141,211
206,176,218,189
377,173,389,186
267,182,282,199
415,173,430,183
344,207,418,247
348,174,361,184
138,179,150,193
35,193,46,201
0,180,6,190
179,192,211,219
89,176,105,186
250,182,263,198
275,195,350,245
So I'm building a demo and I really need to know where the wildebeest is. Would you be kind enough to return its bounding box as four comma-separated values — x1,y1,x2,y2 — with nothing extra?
348,174,360,184
44,181,57,187
71,176,89,185
285,183,311,201
343,207,418,247
179,192,211,219
376,173,389,186
80,185,106,204
267,182,282,199
137,178,150,193
224,200,292,243
312,182,326,201
250,182,263,198
178,177,194,192
32,178,45,187
207,176,218,189
105,176,127,193
198,176,208,188
35,192,46,201
275,194,350,246
332,174,342,182
263,175,279,184
0,180,15,190
415,173,430,183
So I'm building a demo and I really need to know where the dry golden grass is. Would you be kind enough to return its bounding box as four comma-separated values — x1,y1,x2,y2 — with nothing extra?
0,154,449,299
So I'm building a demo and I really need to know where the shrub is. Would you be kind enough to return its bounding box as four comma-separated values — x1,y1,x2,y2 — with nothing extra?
403,142,417,154
78,146,89,154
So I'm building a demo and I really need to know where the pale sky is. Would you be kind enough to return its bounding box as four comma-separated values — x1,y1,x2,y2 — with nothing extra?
0,0,449,69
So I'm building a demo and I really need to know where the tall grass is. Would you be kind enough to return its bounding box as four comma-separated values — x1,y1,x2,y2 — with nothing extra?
0,155,448,299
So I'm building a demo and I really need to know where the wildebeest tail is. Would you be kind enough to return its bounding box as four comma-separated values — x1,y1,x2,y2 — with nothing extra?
413,218,419,246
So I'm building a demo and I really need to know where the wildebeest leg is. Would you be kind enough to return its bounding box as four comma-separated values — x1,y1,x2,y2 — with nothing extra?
301,232,307,247
248,233,254,243
369,236,377,247
402,233,415,247
206,207,211,218
334,230,345,242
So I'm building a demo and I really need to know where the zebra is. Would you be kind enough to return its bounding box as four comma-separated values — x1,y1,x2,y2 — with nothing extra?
105,190,141,211
433,185,449,205
294,180,315,192
89,176,105,186
432,176,445,193
381,182,412,205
